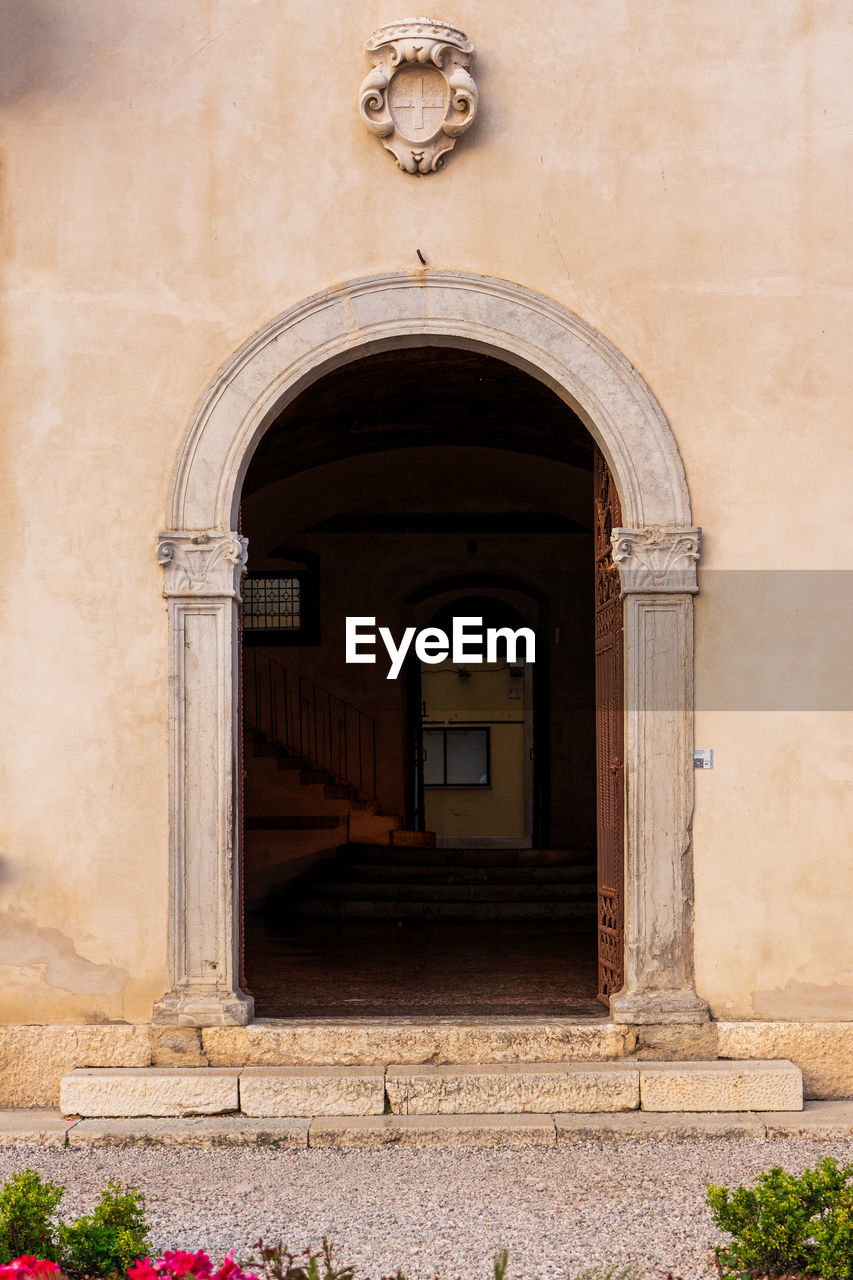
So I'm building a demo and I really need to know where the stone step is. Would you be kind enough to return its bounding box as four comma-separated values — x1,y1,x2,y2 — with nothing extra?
60,1068,241,1118
202,1018,632,1066
11,1103,851,1151
343,845,592,867
387,1062,639,1114
386,1060,803,1115
388,829,436,847
294,897,597,920
339,862,595,884
309,1113,554,1147
59,1060,803,1119
240,1066,385,1117
304,880,596,903
245,815,345,831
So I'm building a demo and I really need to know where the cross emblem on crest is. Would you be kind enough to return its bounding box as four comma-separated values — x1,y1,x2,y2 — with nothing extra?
394,74,447,135
359,19,478,174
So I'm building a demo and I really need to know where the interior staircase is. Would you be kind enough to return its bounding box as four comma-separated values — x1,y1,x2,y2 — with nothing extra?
284,843,597,921
243,730,400,909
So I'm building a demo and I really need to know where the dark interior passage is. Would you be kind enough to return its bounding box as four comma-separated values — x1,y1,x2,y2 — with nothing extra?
246,920,600,1018
240,346,603,1016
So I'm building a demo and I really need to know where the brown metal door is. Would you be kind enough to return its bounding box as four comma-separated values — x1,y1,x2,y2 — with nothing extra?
593,446,625,1001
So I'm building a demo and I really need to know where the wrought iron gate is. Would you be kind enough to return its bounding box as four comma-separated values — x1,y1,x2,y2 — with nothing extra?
594,446,625,1001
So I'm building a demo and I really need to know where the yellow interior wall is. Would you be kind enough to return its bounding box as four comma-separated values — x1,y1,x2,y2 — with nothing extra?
422,660,526,840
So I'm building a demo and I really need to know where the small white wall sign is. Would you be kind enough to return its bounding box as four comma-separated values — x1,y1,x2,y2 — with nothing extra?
694,748,714,769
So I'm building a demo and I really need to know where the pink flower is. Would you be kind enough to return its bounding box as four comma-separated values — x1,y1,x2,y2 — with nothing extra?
131,1250,258,1280
128,1262,161,1280
158,1252,213,1279
212,1254,258,1280
0,1262,63,1280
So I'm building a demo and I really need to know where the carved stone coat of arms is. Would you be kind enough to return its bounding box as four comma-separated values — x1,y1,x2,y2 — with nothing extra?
359,19,478,174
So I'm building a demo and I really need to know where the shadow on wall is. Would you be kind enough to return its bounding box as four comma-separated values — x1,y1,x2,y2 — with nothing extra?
0,910,128,996
0,1,76,106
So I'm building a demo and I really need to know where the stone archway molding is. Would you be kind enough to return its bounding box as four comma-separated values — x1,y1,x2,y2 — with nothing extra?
156,271,708,1028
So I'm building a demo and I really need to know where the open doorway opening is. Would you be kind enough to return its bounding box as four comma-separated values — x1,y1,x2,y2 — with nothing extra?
238,346,614,1017
410,596,537,847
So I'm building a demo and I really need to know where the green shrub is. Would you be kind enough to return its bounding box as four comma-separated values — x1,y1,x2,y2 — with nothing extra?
0,1169,64,1262
707,1155,853,1279
59,1181,150,1277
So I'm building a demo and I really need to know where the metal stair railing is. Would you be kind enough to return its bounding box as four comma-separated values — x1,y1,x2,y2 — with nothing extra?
244,647,378,800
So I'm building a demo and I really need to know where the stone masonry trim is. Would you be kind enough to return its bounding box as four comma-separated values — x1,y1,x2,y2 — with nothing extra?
59,1060,804,1118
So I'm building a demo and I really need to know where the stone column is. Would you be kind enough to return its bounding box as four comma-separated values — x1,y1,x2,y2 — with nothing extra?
153,531,254,1026
608,527,710,1025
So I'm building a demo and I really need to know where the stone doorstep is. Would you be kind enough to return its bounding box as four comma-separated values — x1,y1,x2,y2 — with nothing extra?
58,1060,804,1118
639,1059,803,1113
201,1019,635,1067
385,1061,640,1115
2,1102,852,1149
385,1060,803,1114
60,1068,242,1119
239,1066,386,1117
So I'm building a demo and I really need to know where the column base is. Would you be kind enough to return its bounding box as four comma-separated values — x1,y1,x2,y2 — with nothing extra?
153,989,254,1028
609,988,710,1025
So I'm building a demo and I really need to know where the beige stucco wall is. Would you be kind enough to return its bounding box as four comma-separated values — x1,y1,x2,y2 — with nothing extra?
1,1,851,1023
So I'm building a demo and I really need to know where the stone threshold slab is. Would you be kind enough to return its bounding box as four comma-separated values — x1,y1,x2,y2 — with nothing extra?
640,1060,803,1112
385,1059,803,1114
58,1060,804,1118
240,1065,385,1117
386,1061,639,1114
2,1102,851,1149
202,1020,636,1066
60,1067,242,1118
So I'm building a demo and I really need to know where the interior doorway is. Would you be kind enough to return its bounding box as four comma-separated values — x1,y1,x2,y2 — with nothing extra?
238,346,611,1017
410,596,537,847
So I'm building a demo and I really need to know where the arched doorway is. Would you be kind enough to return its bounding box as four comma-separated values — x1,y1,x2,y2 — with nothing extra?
237,349,601,1016
155,272,706,1028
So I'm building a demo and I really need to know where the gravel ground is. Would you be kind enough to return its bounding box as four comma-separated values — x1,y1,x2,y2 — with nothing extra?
2,1137,852,1280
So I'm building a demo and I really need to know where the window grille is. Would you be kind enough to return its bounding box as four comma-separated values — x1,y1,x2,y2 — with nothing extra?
242,570,318,644
243,575,301,630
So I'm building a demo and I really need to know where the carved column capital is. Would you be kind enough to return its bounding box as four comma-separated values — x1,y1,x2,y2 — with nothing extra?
157,531,248,599
611,526,701,595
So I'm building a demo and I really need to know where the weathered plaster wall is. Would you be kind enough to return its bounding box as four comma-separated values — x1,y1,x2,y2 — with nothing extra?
1,1,851,1021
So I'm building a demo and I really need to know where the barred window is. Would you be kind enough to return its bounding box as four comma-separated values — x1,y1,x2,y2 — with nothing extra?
242,569,318,644
243,575,301,631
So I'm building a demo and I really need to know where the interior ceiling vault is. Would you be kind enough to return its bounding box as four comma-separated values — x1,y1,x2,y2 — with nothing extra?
243,347,594,496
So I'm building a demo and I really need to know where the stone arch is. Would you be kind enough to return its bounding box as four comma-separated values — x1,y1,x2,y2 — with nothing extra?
169,272,691,532
156,272,707,1028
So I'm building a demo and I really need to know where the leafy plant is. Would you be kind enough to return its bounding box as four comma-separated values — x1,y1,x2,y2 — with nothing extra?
707,1155,853,1279
247,1240,355,1280
0,1171,64,1263
60,1179,150,1277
